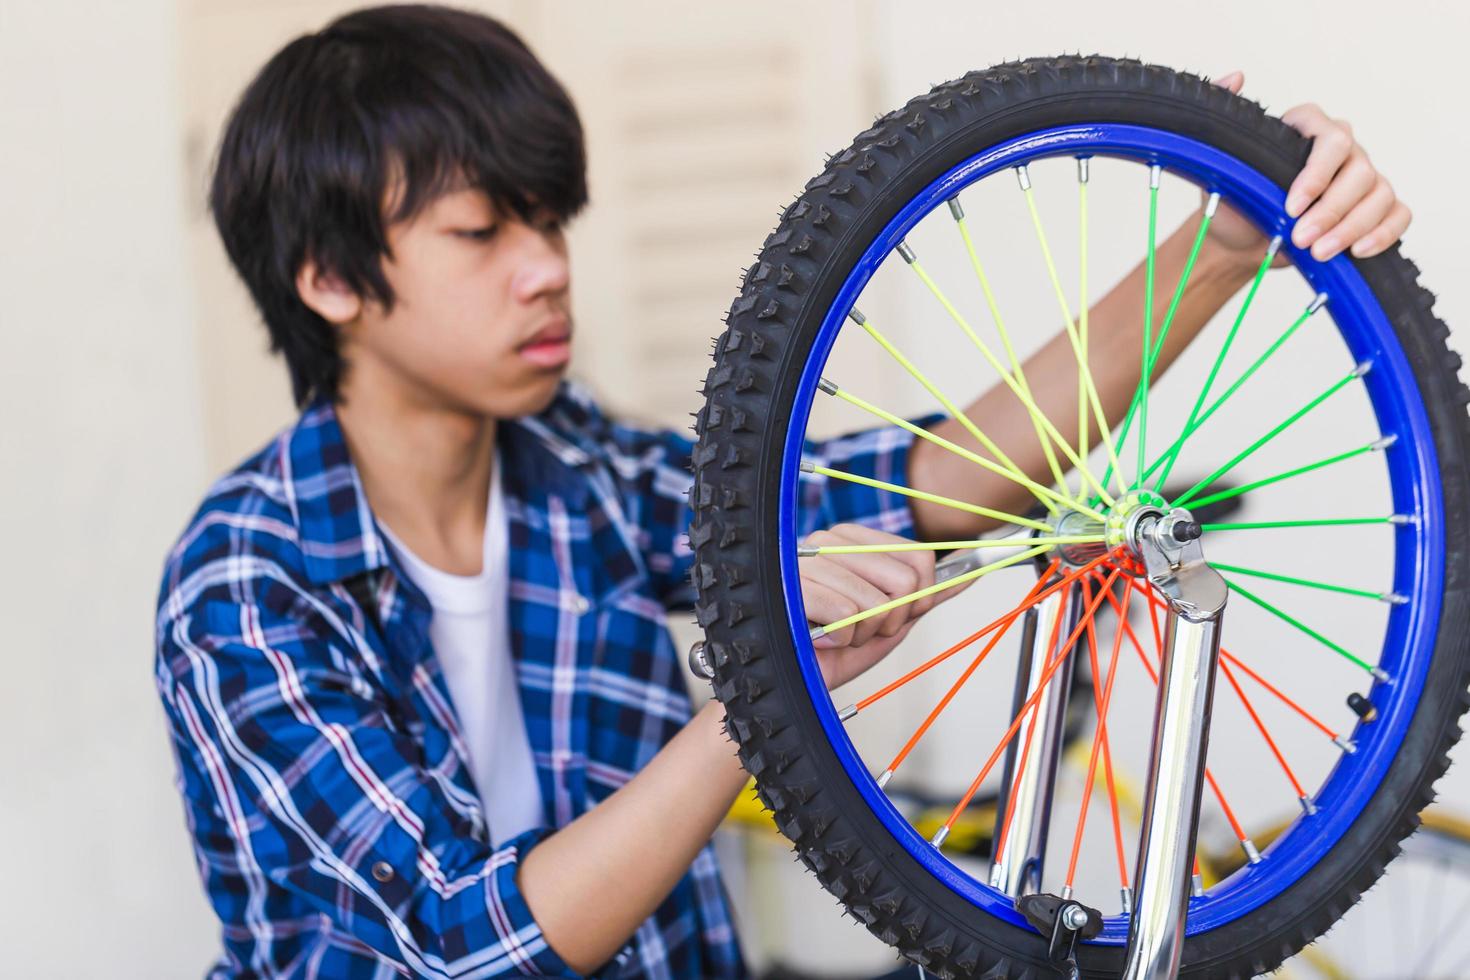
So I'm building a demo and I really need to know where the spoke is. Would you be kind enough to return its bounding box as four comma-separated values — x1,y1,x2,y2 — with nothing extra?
848,308,1060,514
1218,658,1311,806
1134,291,1328,491
1015,165,1130,495
1076,159,1092,500
1138,166,1160,481
1210,562,1400,603
1172,366,1366,508
802,463,1052,533
803,534,1104,557
1203,516,1400,533
817,381,1105,519
897,241,1117,506
1184,440,1384,511
1220,575,1383,678
854,558,1107,716
949,198,1072,499
936,567,1124,843
1152,237,1280,491
1136,585,1347,746
1099,191,1221,495
811,544,1052,642
1064,575,1133,891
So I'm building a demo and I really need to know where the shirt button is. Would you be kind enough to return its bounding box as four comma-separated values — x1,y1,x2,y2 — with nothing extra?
569,594,590,615
371,861,395,883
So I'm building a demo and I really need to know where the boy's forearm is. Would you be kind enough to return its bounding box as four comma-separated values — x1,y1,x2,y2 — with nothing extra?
518,698,746,974
910,214,1259,539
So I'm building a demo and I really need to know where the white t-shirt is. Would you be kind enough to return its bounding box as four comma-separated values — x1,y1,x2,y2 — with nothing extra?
379,457,545,847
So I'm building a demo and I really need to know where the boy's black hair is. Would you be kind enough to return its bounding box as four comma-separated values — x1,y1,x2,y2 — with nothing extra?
209,4,587,406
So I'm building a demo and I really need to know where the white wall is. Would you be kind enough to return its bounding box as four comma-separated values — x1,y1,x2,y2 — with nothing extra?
3,0,1469,976
0,0,220,975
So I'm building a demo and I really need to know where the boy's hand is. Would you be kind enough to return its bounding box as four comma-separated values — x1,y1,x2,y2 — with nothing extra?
800,524,958,690
1204,70,1411,264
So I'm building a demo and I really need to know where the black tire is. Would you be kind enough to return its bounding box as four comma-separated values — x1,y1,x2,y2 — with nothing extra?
690,55,1470,978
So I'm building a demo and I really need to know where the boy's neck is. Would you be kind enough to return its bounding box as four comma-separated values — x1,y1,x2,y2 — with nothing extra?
335,367,498,578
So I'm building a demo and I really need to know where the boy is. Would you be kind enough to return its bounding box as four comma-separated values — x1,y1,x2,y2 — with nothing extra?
155,5,1407,977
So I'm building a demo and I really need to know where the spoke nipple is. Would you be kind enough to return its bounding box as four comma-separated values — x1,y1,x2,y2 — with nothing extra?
1353,360,1374,378
797,545,818,558
1348,691,1379,721
1191,873,1205,898
1333,735,1358,754
837,703,857,722
809,625,827,642
1060,884,1074,901
1371,433,1398,451
1148,164,1162,189
896,240,917,264
931,825,950,848
799,460,816,474
1204,192,1221,218
1389,513,1415,525
1382,591,1409,606
947,197,965,221
1308,292,1330,314
876,768,893,789
846,307,867,326
1299,795,1318,817
1077,156,1090,183
1266,234,1284,259
1243,838,1264,864
1371,666,1392,685
1015,165,1032,191
1120,887,1133,914
988,864,1004,888
817,377,838,396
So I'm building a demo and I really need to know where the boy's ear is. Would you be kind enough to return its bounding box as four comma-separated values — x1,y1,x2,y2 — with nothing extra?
296,257,363,325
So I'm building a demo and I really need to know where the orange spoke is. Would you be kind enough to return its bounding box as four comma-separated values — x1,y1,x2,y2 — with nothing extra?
1218,658,1310,804
939,566,1125,844
1065,576,1134,891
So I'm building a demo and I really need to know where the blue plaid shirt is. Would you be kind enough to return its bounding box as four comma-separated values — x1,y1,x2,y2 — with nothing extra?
154,381,924,978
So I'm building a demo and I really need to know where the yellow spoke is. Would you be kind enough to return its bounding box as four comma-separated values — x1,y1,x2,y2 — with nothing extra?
849,308,1060,515
802,534,1105,556
811,544,1053,640
948,197,1071,497
898,247,1115,508
1017,164,1130,495
802,462,1054,533
820,381,1107,520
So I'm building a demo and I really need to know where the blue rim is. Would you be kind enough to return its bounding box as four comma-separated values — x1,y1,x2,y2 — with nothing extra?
776,123,1444,943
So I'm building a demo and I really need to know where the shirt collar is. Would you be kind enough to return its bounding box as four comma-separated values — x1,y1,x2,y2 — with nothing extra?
280,390,596,586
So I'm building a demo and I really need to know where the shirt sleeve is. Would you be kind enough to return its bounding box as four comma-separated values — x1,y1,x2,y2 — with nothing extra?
155,599,572,978
599,412,947,611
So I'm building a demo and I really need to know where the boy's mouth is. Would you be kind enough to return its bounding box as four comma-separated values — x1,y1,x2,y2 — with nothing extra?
518,317,572,368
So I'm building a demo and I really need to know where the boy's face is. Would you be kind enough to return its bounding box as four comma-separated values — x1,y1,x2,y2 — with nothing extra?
321,184,574,420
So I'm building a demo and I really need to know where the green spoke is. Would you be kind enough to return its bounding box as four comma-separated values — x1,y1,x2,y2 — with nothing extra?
1185,441,1383,510
1139,166,1160,480
1172,366,1365,508
1139,291,1327,491
1221,575,1381,677
1203,516,1401,532
802,462,1054,533
848,308,1058,515
1100,190,1220,495
1211,563,1397,602
1152,236,1280,491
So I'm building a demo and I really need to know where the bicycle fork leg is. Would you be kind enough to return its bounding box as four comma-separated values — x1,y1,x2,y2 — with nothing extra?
1122,511,1229,980
990,586,1081,897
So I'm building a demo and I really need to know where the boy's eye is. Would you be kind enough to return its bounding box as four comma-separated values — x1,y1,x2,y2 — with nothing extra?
456,226,498,242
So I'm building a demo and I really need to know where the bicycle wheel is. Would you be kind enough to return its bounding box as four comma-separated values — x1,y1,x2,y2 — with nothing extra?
690,56,1470,978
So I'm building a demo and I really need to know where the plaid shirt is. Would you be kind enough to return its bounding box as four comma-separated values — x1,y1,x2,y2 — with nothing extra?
154,381,925,979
